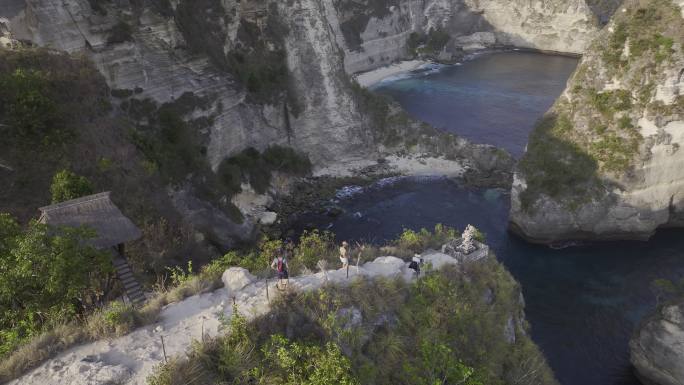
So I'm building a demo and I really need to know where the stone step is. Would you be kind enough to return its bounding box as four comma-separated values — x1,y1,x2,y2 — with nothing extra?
111,255,146,306
117,270,133,280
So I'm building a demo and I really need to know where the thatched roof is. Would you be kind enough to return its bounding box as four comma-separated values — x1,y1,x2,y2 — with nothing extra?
38,192,141,249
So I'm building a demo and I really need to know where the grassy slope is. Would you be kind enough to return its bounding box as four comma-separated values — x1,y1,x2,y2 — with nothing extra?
147,257,558,385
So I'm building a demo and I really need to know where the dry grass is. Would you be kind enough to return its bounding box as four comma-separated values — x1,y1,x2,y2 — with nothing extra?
0,323,86,382
0,270,223,383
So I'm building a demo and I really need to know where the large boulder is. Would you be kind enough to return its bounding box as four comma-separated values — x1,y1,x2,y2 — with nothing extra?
362,256,406,277
630,303,684,385
221,267,256,296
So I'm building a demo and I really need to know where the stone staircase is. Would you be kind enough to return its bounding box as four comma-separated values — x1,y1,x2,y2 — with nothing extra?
112,256,146,306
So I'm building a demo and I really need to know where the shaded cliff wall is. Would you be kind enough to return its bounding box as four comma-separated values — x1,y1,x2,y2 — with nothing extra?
1,0,374,169
510,0,684,244
326,0,602,74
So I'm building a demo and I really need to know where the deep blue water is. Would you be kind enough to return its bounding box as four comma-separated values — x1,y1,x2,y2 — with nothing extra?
295,52,684,385
371,51,578,157
295,178,684,385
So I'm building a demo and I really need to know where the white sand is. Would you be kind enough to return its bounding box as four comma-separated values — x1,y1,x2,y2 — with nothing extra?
314,154,465,178
354,60,429,88
12,252,465,385
384,154,465,178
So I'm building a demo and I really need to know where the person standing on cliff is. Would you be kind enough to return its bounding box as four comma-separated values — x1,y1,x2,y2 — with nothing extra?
339,241,349,269
271,247,289,290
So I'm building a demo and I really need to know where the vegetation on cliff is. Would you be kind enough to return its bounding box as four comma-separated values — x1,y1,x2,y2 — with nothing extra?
0,215,111,356
146,250,557,385
406,28,451,57
175,0,292,104
333,0,400,51
518,0,683,211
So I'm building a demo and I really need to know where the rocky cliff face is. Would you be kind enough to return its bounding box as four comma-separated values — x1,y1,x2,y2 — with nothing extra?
328,0,601,74
0,0,606,170
0,0,614,246
510,0,684,244
1,0,373,168
631,303,684,385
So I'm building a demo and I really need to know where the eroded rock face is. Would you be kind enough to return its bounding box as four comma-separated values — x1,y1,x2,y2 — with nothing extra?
327,0,600,74
1,0,373,168
630,303,684,385
510,0,684,244
0,0,604,170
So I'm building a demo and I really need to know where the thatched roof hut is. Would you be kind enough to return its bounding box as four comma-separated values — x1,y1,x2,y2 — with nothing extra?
38,192,141,250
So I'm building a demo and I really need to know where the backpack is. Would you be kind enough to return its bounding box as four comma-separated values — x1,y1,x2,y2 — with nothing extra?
277,257,285,272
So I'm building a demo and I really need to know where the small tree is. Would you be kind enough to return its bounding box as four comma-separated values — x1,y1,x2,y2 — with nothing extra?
0,69,63,143
404,341,482,385
296,230,334,270
263,335,359,385
0,217,112,355
50,169,94,203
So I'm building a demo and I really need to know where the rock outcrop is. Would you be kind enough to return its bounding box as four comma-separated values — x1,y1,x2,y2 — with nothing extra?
10,242,535,385
510,0,684,244
1,0,372,168
0,0,616,245
0,0,605,175
630,303,684,385
329,0,601,74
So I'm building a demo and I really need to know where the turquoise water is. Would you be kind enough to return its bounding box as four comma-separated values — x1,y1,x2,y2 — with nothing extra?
371,51,578,157
295,52,684,385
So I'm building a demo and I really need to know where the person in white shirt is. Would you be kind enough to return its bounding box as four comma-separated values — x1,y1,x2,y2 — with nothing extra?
339,241,349,269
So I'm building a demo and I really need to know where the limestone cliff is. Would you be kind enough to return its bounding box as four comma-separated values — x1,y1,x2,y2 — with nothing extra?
510,0,684,244
327,0,601,74
0,0,373,168
630,303,684,385
0,0,609,247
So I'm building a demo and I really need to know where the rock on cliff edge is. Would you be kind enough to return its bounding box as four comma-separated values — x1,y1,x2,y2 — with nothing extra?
510,0,684,244
630,303,684,385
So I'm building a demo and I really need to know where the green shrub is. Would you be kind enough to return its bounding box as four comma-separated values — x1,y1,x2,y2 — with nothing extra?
406,28,450,56
263,145,312,175
87,301,138,338
0,215,111,356
0,68,66,145
263,335,359,385
425,28,450,53
167,262,194,286
472,227,486,243
397,228,425,252
406,32,422,55
259,237,283,268
396,224,460,252
148,259,557,385
126,93,209,185
0,48,109,149
295,230,335,270
217,161,242,195
218,146,312,195
50,169,94,203
518,114,600,211
106,21,134,45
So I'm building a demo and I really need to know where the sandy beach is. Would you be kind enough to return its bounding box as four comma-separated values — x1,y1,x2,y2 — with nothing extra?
354,60,429,88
